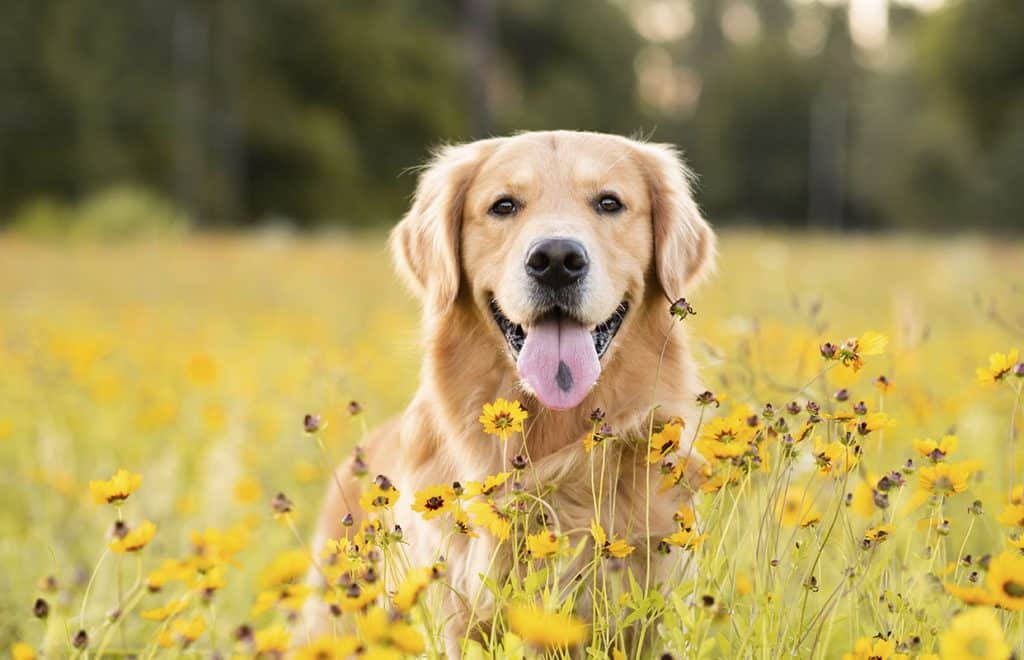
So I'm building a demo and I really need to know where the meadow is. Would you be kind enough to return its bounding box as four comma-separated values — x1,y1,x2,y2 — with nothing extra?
2,231,1023,659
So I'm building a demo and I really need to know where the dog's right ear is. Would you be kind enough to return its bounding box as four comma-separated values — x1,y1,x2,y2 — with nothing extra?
390,140,498,316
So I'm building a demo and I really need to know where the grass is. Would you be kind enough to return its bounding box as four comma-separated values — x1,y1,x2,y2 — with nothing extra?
1,230,1023,659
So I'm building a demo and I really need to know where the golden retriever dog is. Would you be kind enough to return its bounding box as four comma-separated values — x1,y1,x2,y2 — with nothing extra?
306,130,715,654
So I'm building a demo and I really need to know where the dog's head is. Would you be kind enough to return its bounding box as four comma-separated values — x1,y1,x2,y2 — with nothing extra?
391,131,715,411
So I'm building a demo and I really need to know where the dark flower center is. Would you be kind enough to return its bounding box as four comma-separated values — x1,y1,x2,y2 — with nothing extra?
1003,579,1024,598
425,496,444,510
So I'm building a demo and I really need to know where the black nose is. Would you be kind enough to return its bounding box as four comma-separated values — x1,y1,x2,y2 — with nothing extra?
525,238,589,289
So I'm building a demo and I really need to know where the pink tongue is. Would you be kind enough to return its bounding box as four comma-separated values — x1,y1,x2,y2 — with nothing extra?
517,316,600,410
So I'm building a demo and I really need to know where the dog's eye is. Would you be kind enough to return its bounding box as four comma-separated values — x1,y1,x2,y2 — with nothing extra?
489,198,519,217
596,195,623,214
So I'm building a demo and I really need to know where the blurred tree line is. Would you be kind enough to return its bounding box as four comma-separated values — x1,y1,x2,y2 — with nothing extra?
0,0,1021,232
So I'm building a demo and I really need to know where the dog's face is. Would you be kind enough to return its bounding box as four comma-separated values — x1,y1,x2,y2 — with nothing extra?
392,131,714,411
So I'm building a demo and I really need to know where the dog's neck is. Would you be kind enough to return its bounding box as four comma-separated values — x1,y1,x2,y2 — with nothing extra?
419,291,701,466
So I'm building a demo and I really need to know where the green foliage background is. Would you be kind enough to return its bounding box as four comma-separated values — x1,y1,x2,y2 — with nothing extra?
0,0,1022,231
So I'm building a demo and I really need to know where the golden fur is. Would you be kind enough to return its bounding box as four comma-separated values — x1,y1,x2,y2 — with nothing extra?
306,130,715,653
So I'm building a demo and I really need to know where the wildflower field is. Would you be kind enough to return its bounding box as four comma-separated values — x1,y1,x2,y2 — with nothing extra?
2,231,1024,659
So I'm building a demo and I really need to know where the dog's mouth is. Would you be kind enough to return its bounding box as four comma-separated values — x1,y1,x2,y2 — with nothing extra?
489,297,629,410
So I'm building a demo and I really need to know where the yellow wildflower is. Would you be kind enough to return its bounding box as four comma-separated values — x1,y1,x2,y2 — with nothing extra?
190,566,227,594
259,549,309,588
526,530,562,559
109,520,156,553
10,643,35,660
863,524,894,546
89,468,141,505
831,329,888,370
359,480,400,512
850,480,877,517
675,504,697,530
464,471,511,497
146,559,192,591
188,526,246,571
478,398,529,441
857,331,888,356
976,349,1019,385
251,583,310,615
695,410,755,461
253,625,291,656
467,500,512,540
779,489,821,528
918,462,973,496
658,458,696,493
411,484,456,520
590,520,635,558
735,573,752,596
998,504,1024,528
506,605,588,649
986,551,1024,610
649,418,684,463
700,469,741,493
159,616,205,648
944,582,996,606
358,606,424,654
393,566,433,612
583,425,616,452
452,508,478,537
846,412,896,435
232,476,262,504
914,435,958,462
939,608,1009,659
835,331,888,372
663,527,706,550
186,353,217,384
140,597,189,622
841,636,901,660
814,439,859,476
293,635,361,660
325,582,382,613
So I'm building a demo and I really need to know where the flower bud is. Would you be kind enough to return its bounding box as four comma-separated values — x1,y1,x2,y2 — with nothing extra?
696,391,720,408
834,388,849,402
271,492,294,514
234,624,254,643
33,598,49,619
303,413,321,434
820,343,837,359
669,298,696,321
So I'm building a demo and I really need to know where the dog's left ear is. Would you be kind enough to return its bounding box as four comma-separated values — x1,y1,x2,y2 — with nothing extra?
632,141,716,299
390,139,499,316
